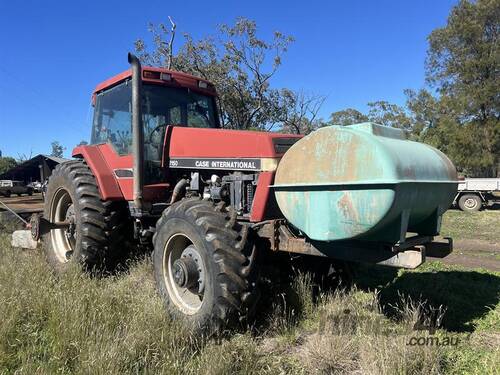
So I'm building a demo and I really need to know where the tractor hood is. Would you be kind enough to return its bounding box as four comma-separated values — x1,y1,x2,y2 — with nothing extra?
167,126,302,172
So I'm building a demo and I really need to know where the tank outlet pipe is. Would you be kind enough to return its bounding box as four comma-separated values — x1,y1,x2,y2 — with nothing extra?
128,53,144,211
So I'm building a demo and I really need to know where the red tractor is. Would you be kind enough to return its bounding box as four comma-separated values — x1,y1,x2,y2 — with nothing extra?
33,54,457,333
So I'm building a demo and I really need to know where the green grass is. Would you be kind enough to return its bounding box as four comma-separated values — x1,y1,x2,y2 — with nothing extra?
0,210,499,374
440,210,500,243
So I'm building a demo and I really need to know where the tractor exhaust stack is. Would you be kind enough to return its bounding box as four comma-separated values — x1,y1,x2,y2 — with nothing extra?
128,53,144,211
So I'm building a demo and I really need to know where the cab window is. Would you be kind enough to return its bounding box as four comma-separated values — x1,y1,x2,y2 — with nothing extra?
91,81,218,156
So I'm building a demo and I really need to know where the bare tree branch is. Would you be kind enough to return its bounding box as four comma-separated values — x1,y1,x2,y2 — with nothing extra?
167,16,176,69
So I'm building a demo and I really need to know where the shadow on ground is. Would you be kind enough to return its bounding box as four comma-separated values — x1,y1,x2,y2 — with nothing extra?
353,264,500,332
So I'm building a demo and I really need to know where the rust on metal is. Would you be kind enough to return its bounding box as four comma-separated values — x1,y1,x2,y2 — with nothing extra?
256,219,452,269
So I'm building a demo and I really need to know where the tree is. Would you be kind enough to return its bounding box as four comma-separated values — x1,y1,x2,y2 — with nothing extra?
326,102,412,134
77,140,88,146
0,157,17,174
277,89,325,134
17,150,33,163
51,141,65,158
404,89,441,138
328,108,368,126
135,17,295,131
366,101,413,134
426,0,500,176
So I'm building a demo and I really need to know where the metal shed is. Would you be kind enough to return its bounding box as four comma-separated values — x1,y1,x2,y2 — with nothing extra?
0,154,69,183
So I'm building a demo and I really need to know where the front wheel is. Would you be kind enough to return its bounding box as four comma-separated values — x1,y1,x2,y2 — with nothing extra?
458,194,482,212
153,198,259,334
43,160,129,271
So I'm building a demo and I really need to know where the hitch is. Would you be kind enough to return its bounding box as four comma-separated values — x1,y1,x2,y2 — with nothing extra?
29,214,70,241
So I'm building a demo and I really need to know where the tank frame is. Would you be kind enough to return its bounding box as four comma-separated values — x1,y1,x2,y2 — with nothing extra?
256,220,453,269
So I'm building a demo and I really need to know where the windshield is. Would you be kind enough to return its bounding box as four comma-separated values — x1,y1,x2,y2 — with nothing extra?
91,81,218,155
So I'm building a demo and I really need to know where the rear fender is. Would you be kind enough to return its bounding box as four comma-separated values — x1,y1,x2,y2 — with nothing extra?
72,145,124,200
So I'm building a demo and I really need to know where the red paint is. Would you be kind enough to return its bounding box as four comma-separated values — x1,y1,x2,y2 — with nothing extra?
169,127,301,158
91,144,133,200
74,127,302,220
250,171,275,221
73,144,169,201
72,145,123,200
92,67,217,103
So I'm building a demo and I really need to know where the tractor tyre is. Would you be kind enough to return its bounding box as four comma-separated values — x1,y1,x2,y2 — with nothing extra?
458,194,482,212
42,160,129,272
153,198,259,335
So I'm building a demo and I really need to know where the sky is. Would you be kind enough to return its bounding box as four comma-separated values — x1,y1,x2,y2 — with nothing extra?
0,0,457,158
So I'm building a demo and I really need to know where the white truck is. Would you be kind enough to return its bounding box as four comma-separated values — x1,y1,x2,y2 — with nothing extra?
453,178,500,212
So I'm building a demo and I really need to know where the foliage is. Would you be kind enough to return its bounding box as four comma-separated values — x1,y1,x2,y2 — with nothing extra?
367,101,414,134
425,0,500,177
136,18,325,132
326,101,414,134
276,89,325,134
50,141,65,158
326,0,500,177
77,140,88,146
328,108,368,126
0,157,17,175
0,156,17,174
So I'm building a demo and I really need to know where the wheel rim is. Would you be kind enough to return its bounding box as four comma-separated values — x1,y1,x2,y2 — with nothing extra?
464,198,478,210
49,188,76,263
163,234,206,315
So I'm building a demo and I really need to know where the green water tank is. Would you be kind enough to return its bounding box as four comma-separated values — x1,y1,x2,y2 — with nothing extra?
273,123,458,243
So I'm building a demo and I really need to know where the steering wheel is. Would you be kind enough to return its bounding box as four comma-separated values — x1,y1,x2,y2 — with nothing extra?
148,124,168,144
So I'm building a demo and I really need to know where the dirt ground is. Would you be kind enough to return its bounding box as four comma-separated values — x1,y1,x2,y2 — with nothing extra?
435,209,500,271
439,240,500,271
0,193,44,214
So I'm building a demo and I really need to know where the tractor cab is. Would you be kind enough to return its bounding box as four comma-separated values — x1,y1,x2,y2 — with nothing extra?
90,66,219,184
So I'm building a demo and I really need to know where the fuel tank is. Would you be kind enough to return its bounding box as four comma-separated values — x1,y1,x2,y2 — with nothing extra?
273,123,458,243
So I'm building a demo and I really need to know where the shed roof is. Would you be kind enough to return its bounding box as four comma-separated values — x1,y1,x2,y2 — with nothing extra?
0,154,70,180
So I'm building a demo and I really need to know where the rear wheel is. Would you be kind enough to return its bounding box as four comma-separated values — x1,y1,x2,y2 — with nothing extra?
43,160,129,271
458,194,482,212
153,198,259,334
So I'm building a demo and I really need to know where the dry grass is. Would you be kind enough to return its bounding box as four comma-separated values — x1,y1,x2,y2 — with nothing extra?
0,225,498,374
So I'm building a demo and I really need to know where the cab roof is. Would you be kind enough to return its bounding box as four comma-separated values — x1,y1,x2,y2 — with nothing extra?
92,66,217,98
